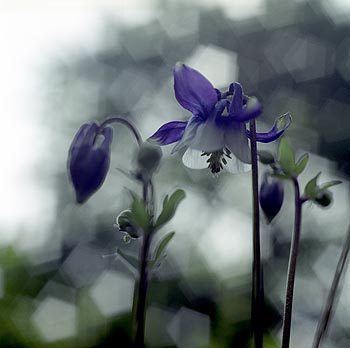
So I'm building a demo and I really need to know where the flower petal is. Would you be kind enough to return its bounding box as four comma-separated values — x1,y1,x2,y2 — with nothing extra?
225,156,251,174
174,63,218,118
232,97,262,122
148,121,188,145
224,123,251,163
182,148,208,169
228,82,243,116
246,112,292,143
69,122,99,159
179,117,225,153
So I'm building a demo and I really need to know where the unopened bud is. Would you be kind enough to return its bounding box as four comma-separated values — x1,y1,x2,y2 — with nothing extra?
137,143,162,179
67,122,113,204
260,174,284,223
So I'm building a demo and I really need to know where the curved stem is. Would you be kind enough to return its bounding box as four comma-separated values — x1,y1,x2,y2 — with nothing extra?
99,116,143,147
281,177,303,348
249,120,264,348
312,224,350,348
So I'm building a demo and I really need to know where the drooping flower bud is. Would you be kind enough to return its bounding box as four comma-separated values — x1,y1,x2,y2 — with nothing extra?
67,121,113,204
259,173,284,223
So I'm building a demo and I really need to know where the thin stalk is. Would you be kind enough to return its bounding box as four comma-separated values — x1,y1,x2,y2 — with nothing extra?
312,224,350,348
133,179,154,348
134,230,152,348
100,116,143,147
281,177,303,348
249,120,264,348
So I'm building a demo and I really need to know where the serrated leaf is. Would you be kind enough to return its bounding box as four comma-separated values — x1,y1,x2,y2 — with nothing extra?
278,137,295,176
319,180,342,191
130,193,152,232
155,189,186,229
153,231,175,265
304,172,321,197
294,153,309,176
117,249,139,269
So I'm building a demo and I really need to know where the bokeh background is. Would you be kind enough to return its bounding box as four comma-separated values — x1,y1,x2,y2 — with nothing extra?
0,0,349,347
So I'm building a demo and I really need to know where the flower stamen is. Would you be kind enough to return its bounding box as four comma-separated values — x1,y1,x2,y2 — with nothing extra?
201,147,232,174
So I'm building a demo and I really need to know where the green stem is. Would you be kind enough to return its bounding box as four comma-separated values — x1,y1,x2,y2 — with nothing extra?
249,120,264,348
281,177,303,348
133,179,154,348
134,230,152,348
99,116,143,147
312,224,350,348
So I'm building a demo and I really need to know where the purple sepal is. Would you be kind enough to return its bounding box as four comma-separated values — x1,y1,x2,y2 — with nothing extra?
174,63,218,119
231,96,263,122
68,122,113,204
246,112,292,143
148,120,188,145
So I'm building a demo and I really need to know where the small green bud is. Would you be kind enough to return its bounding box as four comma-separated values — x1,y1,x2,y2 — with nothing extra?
137,143,162,180
116,210,140,238
258,150,275,165
314,191,333,207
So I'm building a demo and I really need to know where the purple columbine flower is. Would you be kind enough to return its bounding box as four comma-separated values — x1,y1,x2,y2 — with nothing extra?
149,63,291,173
259,173,284,223
67,121,113,203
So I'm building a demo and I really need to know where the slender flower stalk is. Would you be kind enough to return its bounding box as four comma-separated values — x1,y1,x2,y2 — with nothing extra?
249,120,264,348
312,224,350,348
134,228,152,348
281,177,304,348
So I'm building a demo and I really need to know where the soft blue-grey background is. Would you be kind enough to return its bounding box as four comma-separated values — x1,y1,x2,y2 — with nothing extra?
0,0,349,347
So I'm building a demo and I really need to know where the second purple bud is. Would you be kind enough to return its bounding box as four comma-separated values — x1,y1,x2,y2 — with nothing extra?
259,173,284,223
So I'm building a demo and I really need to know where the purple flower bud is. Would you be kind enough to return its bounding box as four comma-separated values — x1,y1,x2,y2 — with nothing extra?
259,174,284,223
67,122,113,204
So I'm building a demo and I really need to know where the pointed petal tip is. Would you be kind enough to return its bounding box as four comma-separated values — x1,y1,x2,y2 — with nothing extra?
250,111,292,143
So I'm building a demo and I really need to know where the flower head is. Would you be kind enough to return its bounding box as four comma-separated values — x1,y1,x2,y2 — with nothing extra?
149,63,291,173
259,173,284,223
67,121,113,203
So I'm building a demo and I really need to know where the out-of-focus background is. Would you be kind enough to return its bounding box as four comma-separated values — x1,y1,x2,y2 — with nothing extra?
0,0,349,347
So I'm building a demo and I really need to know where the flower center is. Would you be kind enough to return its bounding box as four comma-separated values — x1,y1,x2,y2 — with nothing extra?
201,147,232,174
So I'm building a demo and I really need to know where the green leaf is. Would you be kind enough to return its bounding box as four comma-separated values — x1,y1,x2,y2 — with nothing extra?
153,231,175,265
294,153,309,176
278,137,295,176
117,249,139,269
304,172,321,197
319,180,342,191
130,193,152,232
155,189,186,229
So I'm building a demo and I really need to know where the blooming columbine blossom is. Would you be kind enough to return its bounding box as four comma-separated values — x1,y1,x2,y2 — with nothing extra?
149,63,291,173
67,121,113,203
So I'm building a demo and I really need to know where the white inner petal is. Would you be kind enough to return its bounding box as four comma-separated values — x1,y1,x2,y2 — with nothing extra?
225,156,251,174
224,125,251,163
182,148,208,169
185,120,225,152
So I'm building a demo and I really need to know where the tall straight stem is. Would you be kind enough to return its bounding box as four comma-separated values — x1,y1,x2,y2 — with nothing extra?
249,120,264,348
312,224,350,348
281,178,302,348
133,180,153,348
134,231,152,348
